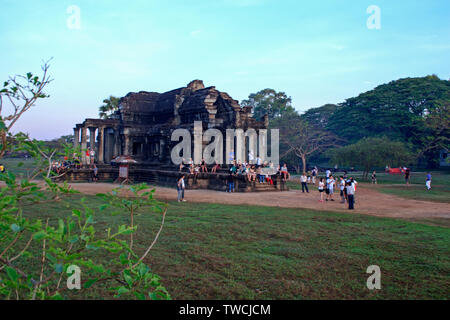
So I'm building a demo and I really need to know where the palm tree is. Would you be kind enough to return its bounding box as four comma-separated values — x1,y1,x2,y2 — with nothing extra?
99,96,120,119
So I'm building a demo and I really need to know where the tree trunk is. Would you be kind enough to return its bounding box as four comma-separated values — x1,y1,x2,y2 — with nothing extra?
301,155,307,174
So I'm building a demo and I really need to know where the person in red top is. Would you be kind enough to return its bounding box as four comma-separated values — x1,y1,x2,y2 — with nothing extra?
85,148,91,165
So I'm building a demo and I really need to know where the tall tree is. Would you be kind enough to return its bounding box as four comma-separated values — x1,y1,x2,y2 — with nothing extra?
99,95,120,119
242,89,295,121
300,104,338,130
277,117,342,173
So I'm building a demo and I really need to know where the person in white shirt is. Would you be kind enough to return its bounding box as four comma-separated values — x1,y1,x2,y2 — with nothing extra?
177,175,186,202
318,178,325,202
339,176,346,203
90,149,96,165
326,175,335,201
346,179,355,210
300,173,309,193
248,150,254,164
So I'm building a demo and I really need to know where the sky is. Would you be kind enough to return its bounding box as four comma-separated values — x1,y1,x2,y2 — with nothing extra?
0,0,449,140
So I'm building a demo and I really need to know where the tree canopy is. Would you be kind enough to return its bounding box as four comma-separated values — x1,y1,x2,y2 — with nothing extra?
328,136,413,178
99,95,120,119
241,88,296,121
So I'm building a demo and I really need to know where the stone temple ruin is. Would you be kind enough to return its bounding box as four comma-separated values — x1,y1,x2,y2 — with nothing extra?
68,80,287,192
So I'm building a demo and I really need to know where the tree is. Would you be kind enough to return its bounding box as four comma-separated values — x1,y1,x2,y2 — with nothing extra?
99,96,120,119
277,117,342,173
328,136,412,179
241,89,296,121
326,76,450,167
418,100,450,165
0,60,52,158
300,104,338,130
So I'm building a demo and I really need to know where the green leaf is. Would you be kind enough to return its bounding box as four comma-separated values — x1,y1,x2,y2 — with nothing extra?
123,270,133,287
117,286,130,296
138,263,149,277
33,231,47,240
119,253,129,265
134,292,146,300
5,267,19,283
84,278,98,289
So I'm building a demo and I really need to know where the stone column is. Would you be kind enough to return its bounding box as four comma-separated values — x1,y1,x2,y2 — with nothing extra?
113,129,120,157
98,127,105,164
124,135,131,156
81,126,87,164
73,127,80,149
89,127,96,150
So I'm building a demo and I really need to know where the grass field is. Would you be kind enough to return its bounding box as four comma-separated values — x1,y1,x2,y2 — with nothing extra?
16,194,450,300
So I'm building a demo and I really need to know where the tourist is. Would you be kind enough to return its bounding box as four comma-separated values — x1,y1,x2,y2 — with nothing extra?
326,168,331,179
265,171,274,185
193,165,200,179
230,163,237,175
346,180,355,210
248,150,254,164
201,158,208,173
280,163,289,181
90,148,96,165
256,155,262,166
179,158,185,172
326,174,335,201
177,175,186,202
404,167,411,186
371,171,377,184
92,164,99,182
226,172,235,193
318,178,325,202
211,161,221,174
228,149,235,164
300,172,309,193
339,176,346,203
311,167,317,185
349,177,358,204
426,172,432,190
256,166,265,183
249,165,256,182
85,148,91,166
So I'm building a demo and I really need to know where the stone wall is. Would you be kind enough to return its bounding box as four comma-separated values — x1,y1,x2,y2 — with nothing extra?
61,165,289,192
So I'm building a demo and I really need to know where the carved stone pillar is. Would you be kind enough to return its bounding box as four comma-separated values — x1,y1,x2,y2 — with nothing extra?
113,129,120,157
73,127,80,149
124,135,131,156
81,126,87,164
98,127,105,164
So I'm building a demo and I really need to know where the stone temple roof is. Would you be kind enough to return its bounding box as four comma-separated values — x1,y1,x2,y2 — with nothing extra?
118,80,242,116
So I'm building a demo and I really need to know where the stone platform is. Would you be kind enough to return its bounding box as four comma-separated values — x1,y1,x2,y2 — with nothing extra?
60,165,289,192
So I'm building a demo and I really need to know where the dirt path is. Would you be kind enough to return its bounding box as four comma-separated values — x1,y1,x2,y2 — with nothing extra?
66,182,450,220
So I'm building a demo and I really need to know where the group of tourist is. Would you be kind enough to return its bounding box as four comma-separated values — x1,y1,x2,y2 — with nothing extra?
316,172,359,210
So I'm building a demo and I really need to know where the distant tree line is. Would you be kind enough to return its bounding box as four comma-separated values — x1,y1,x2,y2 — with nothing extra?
243,75,450,172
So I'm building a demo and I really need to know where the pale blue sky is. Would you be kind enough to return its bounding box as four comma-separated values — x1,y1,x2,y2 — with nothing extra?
1,0,449,139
